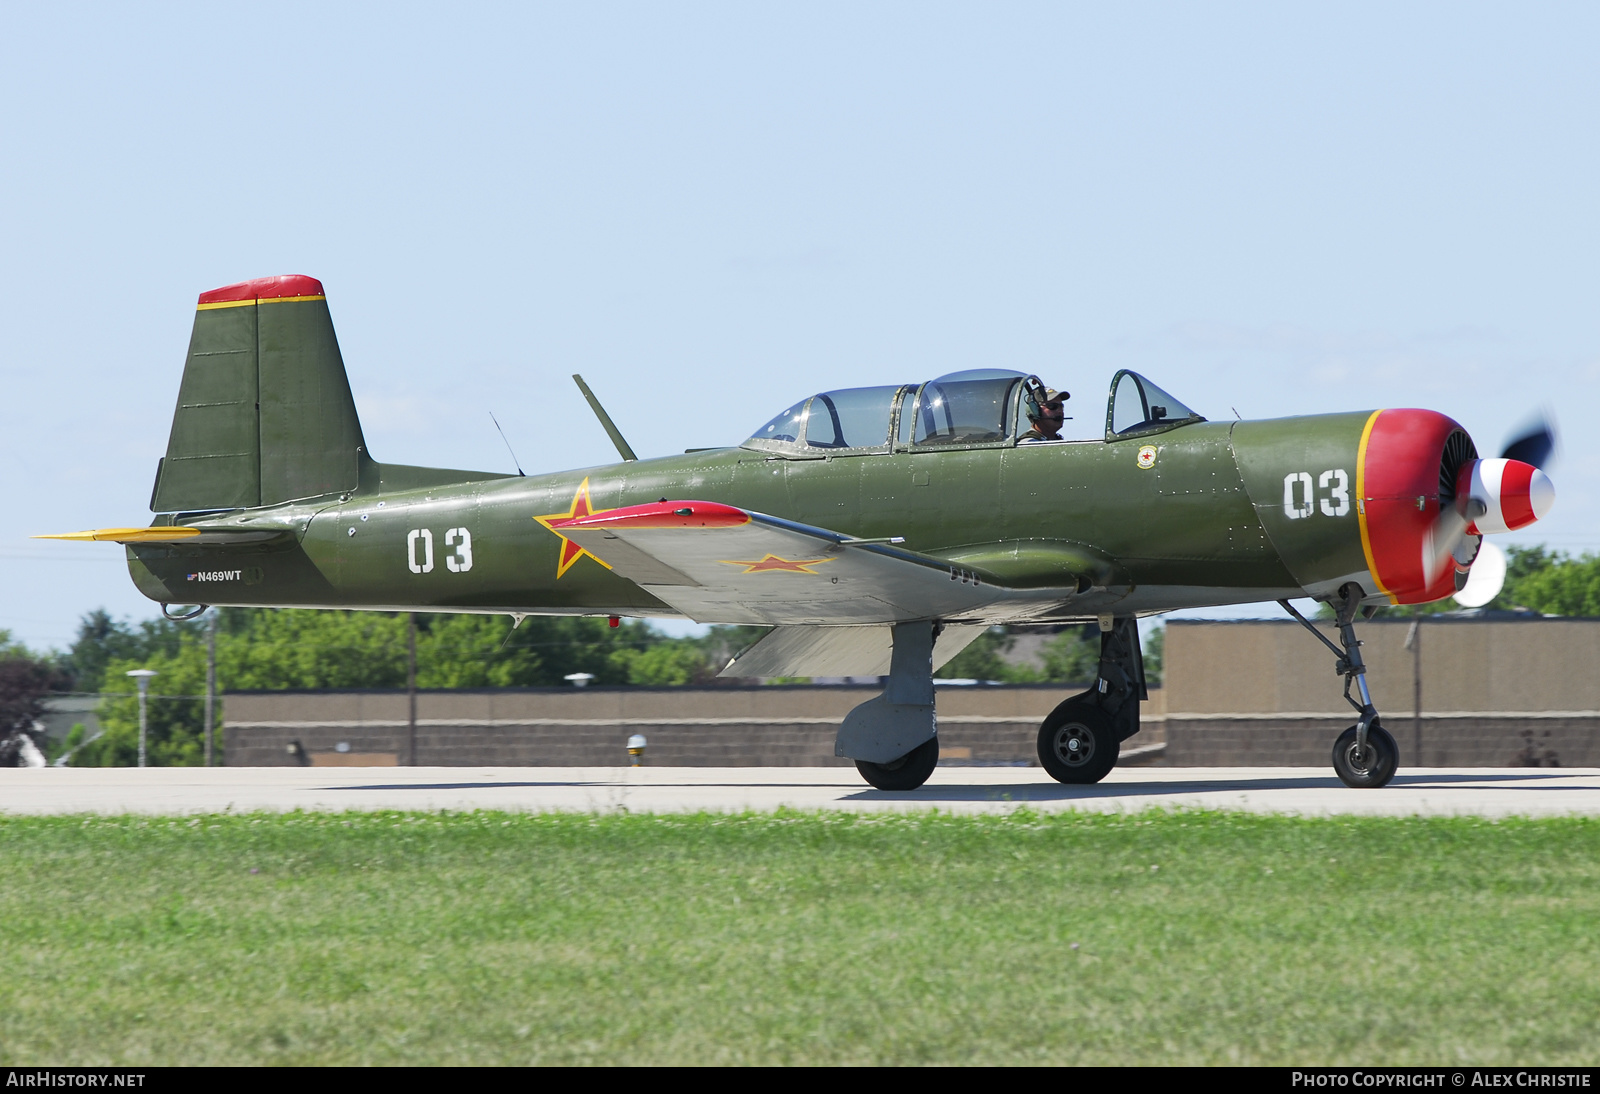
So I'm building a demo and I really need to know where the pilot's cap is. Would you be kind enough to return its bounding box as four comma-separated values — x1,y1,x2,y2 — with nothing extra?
1043,388,1069,406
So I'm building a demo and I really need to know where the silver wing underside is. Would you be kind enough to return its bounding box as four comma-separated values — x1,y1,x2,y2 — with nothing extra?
552,502,1080,627
717,622,989,679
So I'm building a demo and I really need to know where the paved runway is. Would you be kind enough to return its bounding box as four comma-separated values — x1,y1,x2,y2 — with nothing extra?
2,766,1597,817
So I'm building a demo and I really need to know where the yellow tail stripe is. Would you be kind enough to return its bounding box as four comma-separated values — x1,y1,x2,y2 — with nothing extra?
196,294,327,311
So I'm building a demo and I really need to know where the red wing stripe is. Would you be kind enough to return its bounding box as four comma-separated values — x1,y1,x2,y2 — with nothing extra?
547,500,750,531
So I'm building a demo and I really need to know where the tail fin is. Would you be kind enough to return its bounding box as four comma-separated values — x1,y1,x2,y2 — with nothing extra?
150,275,366,512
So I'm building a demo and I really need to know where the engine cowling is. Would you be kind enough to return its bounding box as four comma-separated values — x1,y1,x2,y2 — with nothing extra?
1352,409,1476,604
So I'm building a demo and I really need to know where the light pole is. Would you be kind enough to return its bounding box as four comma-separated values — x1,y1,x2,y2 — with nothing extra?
408,614,418,767
205,612,217,767
1404,611,1422,767
126,669,158,768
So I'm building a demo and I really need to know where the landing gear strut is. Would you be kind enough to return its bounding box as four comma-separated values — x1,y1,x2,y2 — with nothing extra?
1279,586,1399,788
1037,616,1145,784
838,621,941,791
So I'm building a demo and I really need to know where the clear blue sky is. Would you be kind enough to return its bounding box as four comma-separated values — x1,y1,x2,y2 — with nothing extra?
3,2,1596,650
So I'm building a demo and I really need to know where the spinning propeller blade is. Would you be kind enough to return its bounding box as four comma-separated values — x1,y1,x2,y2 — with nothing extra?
1419,413,1557,595
1454,540,1507,608
1420,504,1476,587
1500,416,1557,470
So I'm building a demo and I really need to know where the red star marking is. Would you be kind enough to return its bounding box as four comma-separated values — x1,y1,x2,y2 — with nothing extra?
720,554,836,575
534,478,615,578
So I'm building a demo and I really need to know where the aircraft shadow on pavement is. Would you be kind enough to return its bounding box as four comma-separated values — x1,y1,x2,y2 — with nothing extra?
326,781,604,791
846,769,1591,802
325,771,1591,797
1390,771,1594,787
326,780,861,792
848,777,1333,802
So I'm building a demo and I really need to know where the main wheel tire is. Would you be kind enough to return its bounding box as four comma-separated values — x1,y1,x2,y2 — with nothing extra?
855,736,940,791
1037,701,1120,784
1331,721,1399,788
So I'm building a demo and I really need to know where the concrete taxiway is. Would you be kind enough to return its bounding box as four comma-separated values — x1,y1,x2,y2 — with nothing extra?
1,766,1597,817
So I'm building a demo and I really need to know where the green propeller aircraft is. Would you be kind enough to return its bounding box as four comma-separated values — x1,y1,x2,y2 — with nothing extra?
45,275,1557,790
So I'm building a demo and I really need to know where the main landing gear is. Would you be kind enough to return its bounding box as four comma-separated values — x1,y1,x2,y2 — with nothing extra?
1037,616,1146,785
855,736,941,792
1279,585,1399,788
838,616,1148,791
837,621,942,791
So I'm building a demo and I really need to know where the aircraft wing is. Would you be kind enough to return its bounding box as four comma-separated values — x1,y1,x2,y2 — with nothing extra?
546,500,1077,626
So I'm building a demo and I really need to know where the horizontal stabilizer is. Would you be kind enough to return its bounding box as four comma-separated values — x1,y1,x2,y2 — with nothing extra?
36,525,288,544
37,526,202,543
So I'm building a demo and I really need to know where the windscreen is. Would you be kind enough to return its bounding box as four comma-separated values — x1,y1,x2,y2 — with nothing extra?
746,397,810,447
1110,372,1203,435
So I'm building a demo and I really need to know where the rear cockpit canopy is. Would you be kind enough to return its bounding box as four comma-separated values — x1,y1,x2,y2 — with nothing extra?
745,385,907,453
744,370,1032,454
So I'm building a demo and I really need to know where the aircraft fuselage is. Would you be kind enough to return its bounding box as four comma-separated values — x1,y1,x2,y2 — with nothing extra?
129,410,1405,624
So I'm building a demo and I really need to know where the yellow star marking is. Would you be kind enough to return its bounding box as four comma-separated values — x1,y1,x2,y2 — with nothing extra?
720,554,837,575
534,478,615,578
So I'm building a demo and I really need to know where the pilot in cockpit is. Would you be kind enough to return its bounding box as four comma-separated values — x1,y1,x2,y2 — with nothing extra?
1019,381,1070,443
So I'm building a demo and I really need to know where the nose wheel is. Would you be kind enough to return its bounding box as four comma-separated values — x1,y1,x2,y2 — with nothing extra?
1332,721,1398,788
1281,587,1402,790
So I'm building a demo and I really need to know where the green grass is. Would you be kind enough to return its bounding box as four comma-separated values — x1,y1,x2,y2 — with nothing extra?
1,810,1597,1065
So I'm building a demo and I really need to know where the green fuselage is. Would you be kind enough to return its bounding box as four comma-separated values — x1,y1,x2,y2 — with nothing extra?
130,410,1381,624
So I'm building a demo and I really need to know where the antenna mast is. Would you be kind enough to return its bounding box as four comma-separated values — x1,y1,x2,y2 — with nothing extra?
489,412,526,476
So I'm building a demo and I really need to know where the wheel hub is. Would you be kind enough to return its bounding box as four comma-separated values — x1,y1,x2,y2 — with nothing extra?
1342,739,1375,773
1055,724,1095,767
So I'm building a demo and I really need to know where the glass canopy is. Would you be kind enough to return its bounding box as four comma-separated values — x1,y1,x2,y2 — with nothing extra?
744,367,1203,451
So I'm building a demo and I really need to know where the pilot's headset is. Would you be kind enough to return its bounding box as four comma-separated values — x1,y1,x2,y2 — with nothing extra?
1023,376,1054,422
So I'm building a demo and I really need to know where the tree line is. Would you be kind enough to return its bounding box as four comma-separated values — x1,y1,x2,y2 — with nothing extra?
1320,545,1600,618
4,607,1108,767
3,542,1595,765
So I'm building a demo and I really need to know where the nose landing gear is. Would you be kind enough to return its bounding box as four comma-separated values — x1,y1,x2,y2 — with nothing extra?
1331,722,1399,787
1280,585,1398,788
